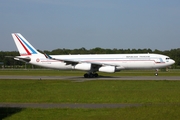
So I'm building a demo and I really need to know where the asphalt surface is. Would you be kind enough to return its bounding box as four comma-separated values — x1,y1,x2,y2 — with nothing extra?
0,75,180,80
0,103,142,109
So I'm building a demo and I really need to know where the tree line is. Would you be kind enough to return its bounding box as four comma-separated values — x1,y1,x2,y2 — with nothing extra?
0,48,180,68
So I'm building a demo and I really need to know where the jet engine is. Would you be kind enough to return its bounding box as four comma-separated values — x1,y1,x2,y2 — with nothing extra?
98,66,116,73
73,63,91,71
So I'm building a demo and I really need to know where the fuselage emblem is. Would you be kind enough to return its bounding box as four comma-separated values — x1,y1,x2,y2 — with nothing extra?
36,58,40,62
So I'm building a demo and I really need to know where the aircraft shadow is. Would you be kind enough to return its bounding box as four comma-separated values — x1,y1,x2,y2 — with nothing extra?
98,75,120,78
75,75,121,79
0,107,24,119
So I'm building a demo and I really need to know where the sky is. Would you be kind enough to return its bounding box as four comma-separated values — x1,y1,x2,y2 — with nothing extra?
1,0,180,51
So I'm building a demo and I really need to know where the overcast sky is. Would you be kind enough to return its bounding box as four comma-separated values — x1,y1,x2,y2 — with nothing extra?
1,0,180,51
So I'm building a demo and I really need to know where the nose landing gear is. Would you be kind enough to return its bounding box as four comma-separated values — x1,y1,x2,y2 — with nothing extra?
155,69,158,76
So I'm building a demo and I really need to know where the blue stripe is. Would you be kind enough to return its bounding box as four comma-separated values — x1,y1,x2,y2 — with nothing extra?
17,35,37,54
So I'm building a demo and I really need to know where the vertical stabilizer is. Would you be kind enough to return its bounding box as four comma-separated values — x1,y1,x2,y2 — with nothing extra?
12,33,41,56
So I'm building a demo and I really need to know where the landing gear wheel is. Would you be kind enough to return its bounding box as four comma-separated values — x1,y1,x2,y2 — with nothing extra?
84,73,99,78
155,73,158,76
84,73,89,78
89,73,94,78
94,73,98,77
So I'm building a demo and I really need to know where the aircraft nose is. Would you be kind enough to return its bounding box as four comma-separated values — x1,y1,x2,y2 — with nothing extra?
171,59,175,64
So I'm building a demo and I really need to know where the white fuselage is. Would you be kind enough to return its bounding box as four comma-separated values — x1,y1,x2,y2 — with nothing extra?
28,53,175,72
11,33,175,77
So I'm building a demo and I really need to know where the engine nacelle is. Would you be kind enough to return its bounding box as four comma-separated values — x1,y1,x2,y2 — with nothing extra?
73,63,91,71
98,66,116,73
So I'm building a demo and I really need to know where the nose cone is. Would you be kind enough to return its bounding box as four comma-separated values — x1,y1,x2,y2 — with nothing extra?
170,59,175,65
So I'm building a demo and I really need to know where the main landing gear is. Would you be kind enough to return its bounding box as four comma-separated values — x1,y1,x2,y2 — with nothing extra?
84,72,99,78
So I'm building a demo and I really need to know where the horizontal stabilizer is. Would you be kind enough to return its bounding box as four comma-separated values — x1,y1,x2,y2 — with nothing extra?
6,56,31,62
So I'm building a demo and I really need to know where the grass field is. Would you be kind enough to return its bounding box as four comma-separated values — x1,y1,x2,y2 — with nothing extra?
0,69,180,119
0,80,180,103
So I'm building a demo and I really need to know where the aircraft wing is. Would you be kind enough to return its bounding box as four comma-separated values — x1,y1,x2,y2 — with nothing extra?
45,54,119,67
44,54,79,65
81,60,119,67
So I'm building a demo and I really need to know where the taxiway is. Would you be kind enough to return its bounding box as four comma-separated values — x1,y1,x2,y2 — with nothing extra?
0,75,180,80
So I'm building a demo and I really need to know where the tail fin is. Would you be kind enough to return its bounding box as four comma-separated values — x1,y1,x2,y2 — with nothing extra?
12,33,42,56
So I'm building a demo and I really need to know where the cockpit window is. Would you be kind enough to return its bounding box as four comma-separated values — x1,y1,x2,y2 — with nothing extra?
166,58,170,60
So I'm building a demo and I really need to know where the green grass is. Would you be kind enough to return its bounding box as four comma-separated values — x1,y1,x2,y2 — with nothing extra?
0,69,180,119
3,105,180,120
0,80,180,103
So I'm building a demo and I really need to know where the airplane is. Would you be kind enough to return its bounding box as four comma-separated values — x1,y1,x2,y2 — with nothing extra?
11,33,175,78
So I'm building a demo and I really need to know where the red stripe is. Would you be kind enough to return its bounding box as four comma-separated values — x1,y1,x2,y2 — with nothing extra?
15,34,31,55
